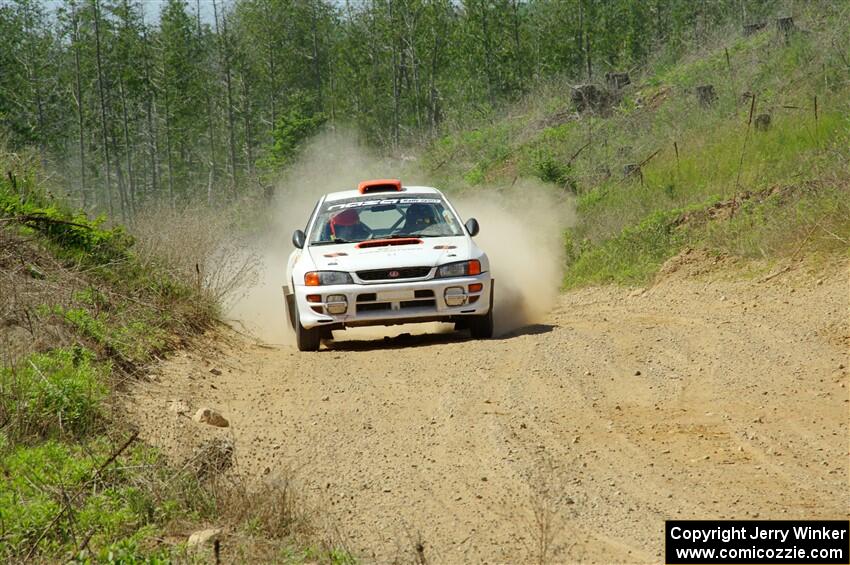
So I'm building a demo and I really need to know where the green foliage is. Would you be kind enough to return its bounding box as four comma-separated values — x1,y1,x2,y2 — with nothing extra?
1,0,803,209
564,209,685,288
0,439,174,561
0,348,106,443
532,149,575,191
260,94,327,173
48,306,168,366
0,180,132,265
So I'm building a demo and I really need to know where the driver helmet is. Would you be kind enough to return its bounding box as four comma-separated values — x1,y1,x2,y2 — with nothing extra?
330,208,361,239
405,204,437,229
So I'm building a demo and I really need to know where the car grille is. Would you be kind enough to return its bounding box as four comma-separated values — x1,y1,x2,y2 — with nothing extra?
356,266,431,281
355,290,436,314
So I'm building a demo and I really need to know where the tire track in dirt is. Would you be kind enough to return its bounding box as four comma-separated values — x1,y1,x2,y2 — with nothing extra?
127,256,849,563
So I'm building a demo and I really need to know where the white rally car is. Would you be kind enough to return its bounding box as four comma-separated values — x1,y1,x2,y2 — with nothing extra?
284,179,493,351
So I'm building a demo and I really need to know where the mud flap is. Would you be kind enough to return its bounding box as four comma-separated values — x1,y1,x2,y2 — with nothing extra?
284,287,297,329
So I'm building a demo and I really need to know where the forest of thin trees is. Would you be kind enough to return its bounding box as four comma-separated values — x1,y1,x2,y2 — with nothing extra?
1,0,779,218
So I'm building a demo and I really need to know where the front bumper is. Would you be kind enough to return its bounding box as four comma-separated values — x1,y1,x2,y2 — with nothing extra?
292,274,492,330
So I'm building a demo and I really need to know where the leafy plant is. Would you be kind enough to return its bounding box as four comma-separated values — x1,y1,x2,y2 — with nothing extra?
0,348,106,442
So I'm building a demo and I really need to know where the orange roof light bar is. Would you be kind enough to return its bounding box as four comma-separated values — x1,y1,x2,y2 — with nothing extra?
358,178,402,194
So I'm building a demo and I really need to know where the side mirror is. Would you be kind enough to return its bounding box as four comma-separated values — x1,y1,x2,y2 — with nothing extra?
292,229,306,249
464,218,480,237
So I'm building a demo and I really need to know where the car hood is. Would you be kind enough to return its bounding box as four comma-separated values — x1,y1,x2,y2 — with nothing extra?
307,236,472,272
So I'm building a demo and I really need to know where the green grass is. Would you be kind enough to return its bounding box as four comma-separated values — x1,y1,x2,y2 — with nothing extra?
563,209,687,287
0,348,106,443
1,440,158,560
0,348,176,561
46,306,169,366
704,182,850,258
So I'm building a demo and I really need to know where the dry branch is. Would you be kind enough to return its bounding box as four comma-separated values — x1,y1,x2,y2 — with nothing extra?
2,213,93,231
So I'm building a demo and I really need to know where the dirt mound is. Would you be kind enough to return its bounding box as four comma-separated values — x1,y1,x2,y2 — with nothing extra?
654,246,737,281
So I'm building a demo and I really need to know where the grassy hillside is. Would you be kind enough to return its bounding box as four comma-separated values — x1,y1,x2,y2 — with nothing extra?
0,151,352,562
422,5,850,286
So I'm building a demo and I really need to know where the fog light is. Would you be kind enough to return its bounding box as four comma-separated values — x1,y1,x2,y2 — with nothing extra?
326,294,348,314
444,286,467,307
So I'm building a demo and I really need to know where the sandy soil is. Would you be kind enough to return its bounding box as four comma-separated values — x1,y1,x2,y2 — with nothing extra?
127,252,849,564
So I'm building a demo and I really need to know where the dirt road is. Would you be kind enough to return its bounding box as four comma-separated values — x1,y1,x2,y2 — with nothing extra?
128,252,849,563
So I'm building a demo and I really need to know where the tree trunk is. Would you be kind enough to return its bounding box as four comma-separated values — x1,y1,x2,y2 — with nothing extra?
428,23,441,136
142,26,159,201
480,2,495,104
197,0,217,202
163,85,175,207
584,2,592,81
23,2,46,152
512,0,523,91
214,0,238,196
390,0,400,147
240,71,253,179
310,1,323,109
119,78,136,220
71,3,87,208
696,84,717,107
93,0,114,216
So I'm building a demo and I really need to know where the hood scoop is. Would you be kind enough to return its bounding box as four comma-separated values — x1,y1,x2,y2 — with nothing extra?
356,238,422,249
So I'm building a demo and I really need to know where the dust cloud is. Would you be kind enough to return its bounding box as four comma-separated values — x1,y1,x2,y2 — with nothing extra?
226,130,574,344
453,182,574,335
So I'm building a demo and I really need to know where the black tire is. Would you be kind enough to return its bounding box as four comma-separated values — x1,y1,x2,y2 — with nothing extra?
469,284,494,339
294,301,321,352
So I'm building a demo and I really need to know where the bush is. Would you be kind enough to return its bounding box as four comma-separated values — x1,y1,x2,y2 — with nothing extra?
0,186,132,265
0,440,166,561
533,149,573,189
0,348,106,443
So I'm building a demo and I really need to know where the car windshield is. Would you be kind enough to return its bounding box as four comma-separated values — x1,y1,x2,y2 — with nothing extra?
309,196,464,245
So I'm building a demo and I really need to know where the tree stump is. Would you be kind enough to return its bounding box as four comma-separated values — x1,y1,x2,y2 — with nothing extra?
743,22,766,36
571,84,601,112
754,113,771,131
606,72,631,91
776,16,795,34
696,85,717,107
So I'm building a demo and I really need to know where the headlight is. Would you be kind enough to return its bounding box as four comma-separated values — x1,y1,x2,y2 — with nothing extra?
436,260,481,278
304,271,353,286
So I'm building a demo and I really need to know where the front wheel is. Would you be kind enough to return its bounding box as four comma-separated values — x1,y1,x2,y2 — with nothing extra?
294,301,321,351
469,284,494,339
